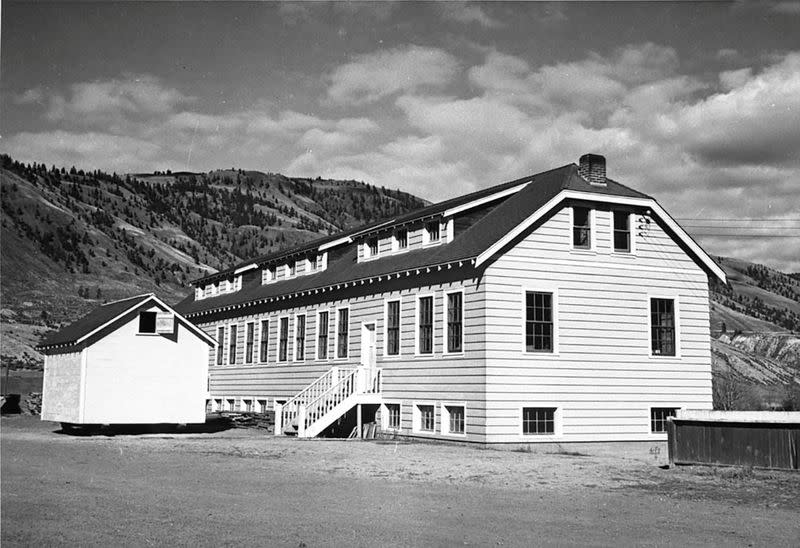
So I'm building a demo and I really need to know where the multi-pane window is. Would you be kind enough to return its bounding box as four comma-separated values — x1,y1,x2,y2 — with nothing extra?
417,296,433,354
650,298,676,356
288,260,296,277
245,322,254,364
278,317,289,362
386,300,400,356
447,292,463,353
242,399,253,413
426,221,440,243
572,207,591,249
522,407,555,435
367,237,379,257
229,324,238,364
446,405,465,434
385,403,400,430
613,211,631,252
337,308,349,358
309,255,318,271
396,229,408,249
259,320,269,362
216,326,225,366
295,314,306,361
317,311,329,359
525,291,553,352
263,266,276,284
418,405,435,432
651,407,677,432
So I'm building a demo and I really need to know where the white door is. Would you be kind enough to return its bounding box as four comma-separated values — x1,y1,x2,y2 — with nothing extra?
361,323,376,368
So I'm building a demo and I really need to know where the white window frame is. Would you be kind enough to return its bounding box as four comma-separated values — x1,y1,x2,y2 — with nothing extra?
215,325,226,366
519,405,562,438
258,318,270,364
286,261,296,278
244,321,255,365
335,306,351,360
412,402,436,434
648,405,680,435
277,315,290,363
520,284,559,356
365,236,379,259
392,229,409,253
611,211,636,255
570,206,595,251
647,293,681,359
422,220,443,246
443,289,465,356
415,293,436,356
294,313,306,362
316,309,331,361
381,401,402,432
383,298,402,358
441,402,466,437
262,266,276,284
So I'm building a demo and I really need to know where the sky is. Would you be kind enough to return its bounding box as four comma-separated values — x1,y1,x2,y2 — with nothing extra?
2,1,800,272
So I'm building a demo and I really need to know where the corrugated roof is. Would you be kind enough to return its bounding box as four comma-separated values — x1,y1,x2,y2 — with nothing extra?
175,163,652,318
38,294,154,348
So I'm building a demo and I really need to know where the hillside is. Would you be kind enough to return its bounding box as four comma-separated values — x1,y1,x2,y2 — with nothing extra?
0,155,426,365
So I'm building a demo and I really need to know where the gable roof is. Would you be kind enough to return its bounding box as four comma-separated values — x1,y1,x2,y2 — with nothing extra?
38,293,216,351
175,162,724,319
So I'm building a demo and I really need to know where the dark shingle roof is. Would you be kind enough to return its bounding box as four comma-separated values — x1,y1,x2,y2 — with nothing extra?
175,163,652,318
38,294,155,349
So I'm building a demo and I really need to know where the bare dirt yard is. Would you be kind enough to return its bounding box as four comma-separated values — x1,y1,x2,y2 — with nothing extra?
2,416,798,547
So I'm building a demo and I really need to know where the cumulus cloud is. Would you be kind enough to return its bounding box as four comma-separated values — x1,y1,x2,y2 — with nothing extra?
327,46,459,104
438,3,503,28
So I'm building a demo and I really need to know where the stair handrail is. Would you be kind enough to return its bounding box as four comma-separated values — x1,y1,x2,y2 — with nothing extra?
302,367,360,431
280,366,357,433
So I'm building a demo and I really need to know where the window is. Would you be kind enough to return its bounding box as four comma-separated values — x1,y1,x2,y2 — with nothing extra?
337,308,349,358
446,292,463,353
367,237,379,257
426,221,440,243
309,255,318,271
418,404,435,432
395,229,408,250
227,399,236,412
257,399,268,414
263,266,276,284
259,320,269,362
317,311,329,359
613,211,631,252
651,407,677,433
417,296,433,354
522,407,556,435
572,207,591,249
444,405,465,435
242,399,253,413
228,325,238,364
245,322,254,364
385,300,400,356
525,291,553,353
385,403,400,430
216,326,225,365
288,260,296,277
295,314,306,361
138,311,157,333
650,298,676,356
278,317,289,361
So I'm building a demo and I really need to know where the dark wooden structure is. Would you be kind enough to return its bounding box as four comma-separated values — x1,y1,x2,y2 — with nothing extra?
667,411,800,470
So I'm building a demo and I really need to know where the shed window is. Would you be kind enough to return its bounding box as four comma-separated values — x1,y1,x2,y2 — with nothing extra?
138,311,157,334
613,211,631,252
522,407,555,435
650,298,676,356
651,407,678,433
525,291,553,353
417,296,433,354
573,207,591,249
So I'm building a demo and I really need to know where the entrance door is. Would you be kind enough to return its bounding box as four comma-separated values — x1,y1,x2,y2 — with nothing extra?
361,322,376,368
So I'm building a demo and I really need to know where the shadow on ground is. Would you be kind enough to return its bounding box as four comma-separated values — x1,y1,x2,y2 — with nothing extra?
54,415,234,437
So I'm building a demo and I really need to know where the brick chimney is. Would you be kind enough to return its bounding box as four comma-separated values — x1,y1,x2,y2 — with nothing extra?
578,153,606,186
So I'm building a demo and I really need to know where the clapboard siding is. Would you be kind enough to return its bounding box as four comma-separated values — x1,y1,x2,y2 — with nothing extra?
196,275,488,439
482,205,713,443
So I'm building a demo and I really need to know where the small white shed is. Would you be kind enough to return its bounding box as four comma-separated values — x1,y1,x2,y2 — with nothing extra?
38,293,216,427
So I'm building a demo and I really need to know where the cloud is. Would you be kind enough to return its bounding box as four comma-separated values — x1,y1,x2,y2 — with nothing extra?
770,1,800,14
14,87,45,105
438,3,503,28
326,46,459,105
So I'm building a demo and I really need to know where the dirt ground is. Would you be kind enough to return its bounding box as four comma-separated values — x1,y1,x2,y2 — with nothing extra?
2,416,799,547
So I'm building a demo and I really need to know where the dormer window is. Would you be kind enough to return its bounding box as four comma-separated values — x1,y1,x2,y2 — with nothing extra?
395,229,408,250
288,260,296,277
426,221,440,244
195,287,203,300
263,266,276,284
367,237,379,257
310,255,318,271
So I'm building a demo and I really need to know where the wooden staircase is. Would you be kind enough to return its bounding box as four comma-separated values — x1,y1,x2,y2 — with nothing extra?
276,366,382,438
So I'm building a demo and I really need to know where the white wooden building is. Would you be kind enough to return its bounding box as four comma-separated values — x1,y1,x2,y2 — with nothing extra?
176,154,726,444
38,294,215,427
